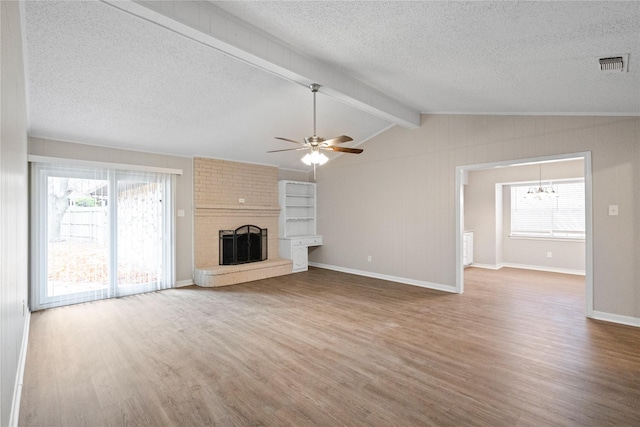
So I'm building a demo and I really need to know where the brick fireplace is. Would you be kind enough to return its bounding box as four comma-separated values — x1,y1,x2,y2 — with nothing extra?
193,157,292,287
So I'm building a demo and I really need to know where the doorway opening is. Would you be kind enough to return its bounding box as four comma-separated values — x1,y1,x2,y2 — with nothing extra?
455,152,593,318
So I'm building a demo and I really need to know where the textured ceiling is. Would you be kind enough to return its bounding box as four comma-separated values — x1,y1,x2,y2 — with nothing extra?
212,1,640,114
23,0,390,171
22,1,640,171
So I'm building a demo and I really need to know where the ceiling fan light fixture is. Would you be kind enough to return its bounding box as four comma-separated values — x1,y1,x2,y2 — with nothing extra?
268,82,359,178
301,151,329,166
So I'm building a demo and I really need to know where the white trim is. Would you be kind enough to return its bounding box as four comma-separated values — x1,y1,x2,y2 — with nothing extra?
9,310,31,427
424,111,640,117
506,176,584,187
583,152,594,317
27,155,183,175
469,263,504,270
455,168,464,293
469,263,585,276
591,311,640,328
175,279,194,288
508,236,585,243
309,262,457,294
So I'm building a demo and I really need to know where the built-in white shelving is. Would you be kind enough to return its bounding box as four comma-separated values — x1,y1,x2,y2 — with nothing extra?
278,180,322,272
278,180,317,238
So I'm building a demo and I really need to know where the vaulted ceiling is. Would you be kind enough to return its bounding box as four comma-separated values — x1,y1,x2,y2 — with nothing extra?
22,1,640,171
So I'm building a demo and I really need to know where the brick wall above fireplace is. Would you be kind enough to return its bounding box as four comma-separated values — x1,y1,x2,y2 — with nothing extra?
193,157,291,286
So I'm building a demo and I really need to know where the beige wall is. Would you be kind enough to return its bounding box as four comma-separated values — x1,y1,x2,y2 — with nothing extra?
1,2,30,424
465,159,585,272
278,169,310,182
310,115,640,320
28,137,194,285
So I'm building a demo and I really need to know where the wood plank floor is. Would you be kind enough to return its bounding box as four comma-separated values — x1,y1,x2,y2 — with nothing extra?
19,267,640,426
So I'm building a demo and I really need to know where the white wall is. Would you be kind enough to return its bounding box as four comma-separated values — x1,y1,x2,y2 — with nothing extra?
310,115,640,322
1,2,30,425
465,159,585,273
28,137,195,286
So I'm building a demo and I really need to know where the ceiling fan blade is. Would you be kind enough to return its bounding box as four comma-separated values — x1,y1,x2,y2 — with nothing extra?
267,147,308,153
274,137,304,145
322,135,353,146
324,146,363,154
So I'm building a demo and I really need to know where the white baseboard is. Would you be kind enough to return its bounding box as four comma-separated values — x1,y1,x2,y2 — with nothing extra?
175,279,194,288
469,262,585,276
468,263,503,270
591,311,640,328
9,310,31,427
308,262,457,293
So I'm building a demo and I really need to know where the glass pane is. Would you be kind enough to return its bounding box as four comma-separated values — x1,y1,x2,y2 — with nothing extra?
117,176,163,293
47,176,109,298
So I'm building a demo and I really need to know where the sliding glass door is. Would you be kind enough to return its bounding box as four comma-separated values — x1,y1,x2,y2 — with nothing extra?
116,172,172,296
31,163,174,310
44,169,111,305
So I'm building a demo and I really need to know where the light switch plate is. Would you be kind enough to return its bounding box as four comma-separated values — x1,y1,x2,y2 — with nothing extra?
608,205,618,216
177,209,185,217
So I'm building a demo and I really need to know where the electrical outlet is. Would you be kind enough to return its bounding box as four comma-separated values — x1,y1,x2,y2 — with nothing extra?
608,205,618,216
367,255,372,262
547,252,553,258
239,198,245,204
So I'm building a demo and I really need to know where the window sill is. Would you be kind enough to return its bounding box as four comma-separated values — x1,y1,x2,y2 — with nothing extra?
509,236,585,243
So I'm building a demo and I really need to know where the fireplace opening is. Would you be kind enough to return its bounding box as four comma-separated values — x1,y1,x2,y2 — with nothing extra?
219,225,267,265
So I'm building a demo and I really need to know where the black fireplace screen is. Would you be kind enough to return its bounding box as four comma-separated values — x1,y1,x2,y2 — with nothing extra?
219,225,267,265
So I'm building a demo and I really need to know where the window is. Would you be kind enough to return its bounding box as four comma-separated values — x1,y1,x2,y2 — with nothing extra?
30,162,175,310
510,180,585,239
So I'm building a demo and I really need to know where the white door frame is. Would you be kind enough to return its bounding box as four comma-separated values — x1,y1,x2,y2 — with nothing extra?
455,151,593,318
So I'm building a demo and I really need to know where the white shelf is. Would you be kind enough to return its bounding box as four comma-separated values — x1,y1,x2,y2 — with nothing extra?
278,180,322,272
279,180,317,238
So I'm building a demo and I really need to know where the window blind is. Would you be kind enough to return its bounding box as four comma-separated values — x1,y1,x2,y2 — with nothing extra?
511,180,585,239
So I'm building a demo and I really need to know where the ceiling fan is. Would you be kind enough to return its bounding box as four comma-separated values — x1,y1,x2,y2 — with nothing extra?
268,83,363,168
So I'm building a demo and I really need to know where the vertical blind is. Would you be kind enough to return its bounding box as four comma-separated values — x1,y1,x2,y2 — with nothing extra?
31,162,175,310
510,180,585,239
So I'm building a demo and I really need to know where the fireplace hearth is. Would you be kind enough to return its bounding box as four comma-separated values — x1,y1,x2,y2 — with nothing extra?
219,225,267,265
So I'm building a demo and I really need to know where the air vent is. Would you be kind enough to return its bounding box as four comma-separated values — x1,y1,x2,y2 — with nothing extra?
599,54,629,72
